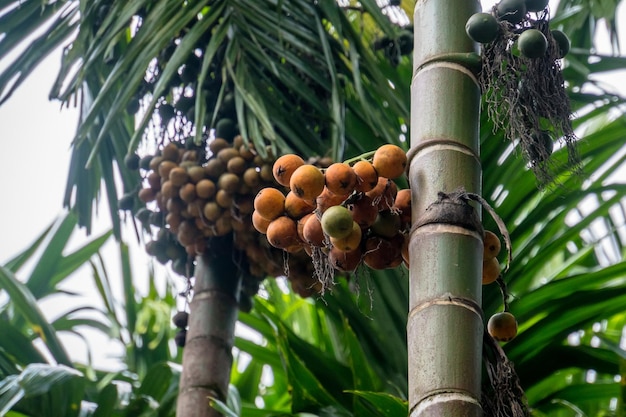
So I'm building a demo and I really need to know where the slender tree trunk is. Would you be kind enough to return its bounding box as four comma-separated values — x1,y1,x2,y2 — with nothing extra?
177,246,241,417
408,1,483,416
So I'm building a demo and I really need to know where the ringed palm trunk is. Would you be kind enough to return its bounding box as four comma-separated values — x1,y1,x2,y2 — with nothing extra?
408,1,483,416
176,243,241,417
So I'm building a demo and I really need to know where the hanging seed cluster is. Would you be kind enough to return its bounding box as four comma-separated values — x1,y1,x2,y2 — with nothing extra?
252,144,412,291
465,0,579,184
124,127,330,298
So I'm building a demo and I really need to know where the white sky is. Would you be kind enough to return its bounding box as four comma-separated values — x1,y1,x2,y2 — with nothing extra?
0,2,625,370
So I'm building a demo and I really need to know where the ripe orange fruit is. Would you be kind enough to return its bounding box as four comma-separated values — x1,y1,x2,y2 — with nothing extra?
284,191,315,219
353,160,379,192
372,144,407,179
487,312,518,342
253,188,285,220
297,213,314,242
330,221,362,252
273,154,305,187
316,187,349,213
482,257,500,285
290,164,325,200
325,163,357,195
483,230,501,260
321,205,354,239
266,216,300,249
252,210,271,234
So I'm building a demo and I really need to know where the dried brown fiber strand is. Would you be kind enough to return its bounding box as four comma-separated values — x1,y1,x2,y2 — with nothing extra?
480,12,580,186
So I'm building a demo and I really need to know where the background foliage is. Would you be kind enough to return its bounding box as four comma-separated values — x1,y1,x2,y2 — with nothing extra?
1,0,626,416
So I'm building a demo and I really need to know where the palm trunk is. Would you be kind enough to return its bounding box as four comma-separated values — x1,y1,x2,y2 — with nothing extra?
176,247,241,417
408,1,483,416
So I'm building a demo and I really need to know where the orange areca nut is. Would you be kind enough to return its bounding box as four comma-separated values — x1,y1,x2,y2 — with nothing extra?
372,144,407,179
297,213,313,242
316,187,349,213
353,160,379,192
482,257,501,285
273,154,305,187
487,312,518,342
483,230,502,260
290,164,325,200
253,188,285,220
325,163,357,195
284,191,316,219
252,210,271,234
266,216,300,249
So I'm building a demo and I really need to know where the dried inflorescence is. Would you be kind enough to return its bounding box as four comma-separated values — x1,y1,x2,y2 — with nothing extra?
479,11,580,185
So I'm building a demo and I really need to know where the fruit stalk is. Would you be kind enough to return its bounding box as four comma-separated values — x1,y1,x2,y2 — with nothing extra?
408,0,483,416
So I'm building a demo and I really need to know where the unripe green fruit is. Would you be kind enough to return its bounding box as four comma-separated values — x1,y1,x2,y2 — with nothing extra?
124,153,140,170
321,205,354,239
518,29,548,58
496,0,527,24
525,0,548,12
551,30,571,58
465,13,500,44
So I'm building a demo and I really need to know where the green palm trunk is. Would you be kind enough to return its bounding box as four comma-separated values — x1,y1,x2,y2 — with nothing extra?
176,248,241,417
408,1,483,416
